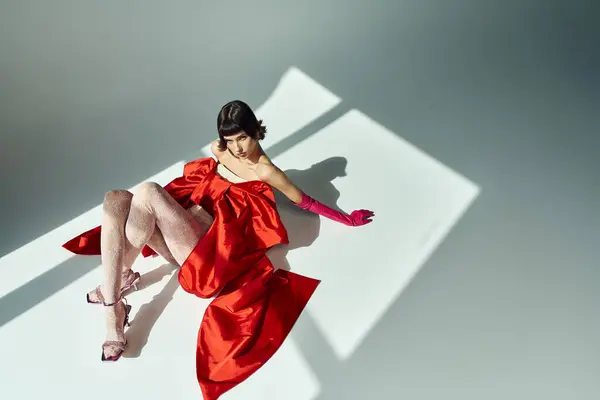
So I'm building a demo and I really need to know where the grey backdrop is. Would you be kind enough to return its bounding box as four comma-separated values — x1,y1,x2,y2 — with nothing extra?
1,1,598,399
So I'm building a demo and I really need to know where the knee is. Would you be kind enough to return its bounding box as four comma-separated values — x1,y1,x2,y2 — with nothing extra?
103,189,132,215
135,182,163,201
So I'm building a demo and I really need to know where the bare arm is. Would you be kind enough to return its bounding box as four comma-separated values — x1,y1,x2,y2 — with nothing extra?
256,161,374,226
255,163,303,204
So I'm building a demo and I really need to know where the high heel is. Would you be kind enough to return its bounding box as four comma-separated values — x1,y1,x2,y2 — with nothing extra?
86,269,140,304
100,297,131,362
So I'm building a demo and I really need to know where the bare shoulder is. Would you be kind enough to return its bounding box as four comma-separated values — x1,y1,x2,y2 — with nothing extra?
254,155,281,181
253,155,303,203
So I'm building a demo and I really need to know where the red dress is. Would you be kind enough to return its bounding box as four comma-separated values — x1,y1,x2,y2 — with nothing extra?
62,157,321,399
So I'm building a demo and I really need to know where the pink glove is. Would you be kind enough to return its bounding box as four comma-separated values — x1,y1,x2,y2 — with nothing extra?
295,192,374,226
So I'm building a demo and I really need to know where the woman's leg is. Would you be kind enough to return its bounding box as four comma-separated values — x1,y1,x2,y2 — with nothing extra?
123,182,209,264
101,182,209,359
107,190,181,265
96,190,134,360
86,190,179,303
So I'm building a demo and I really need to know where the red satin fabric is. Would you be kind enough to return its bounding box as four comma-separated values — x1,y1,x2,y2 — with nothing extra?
62,157,320,399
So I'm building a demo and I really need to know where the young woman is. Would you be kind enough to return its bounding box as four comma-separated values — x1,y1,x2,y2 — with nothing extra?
63,100,374,399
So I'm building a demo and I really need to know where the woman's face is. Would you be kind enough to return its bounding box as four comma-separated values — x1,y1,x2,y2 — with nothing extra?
223,131,257,159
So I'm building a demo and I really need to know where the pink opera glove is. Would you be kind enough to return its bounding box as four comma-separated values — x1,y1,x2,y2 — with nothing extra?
295,192,374,226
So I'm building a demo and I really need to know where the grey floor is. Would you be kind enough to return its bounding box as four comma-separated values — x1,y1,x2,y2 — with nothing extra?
1,1,599,399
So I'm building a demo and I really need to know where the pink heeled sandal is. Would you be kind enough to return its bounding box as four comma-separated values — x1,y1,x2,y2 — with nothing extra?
98,294,132,362
86,269,140,304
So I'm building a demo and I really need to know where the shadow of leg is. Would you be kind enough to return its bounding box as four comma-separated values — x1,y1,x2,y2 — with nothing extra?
122,264,180,358
123,262,178,294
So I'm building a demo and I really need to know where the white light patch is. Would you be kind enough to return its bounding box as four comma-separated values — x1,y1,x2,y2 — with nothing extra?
0,162,185,297
269,109,480,360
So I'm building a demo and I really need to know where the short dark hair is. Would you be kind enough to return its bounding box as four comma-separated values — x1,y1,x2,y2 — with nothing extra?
216,100,266,150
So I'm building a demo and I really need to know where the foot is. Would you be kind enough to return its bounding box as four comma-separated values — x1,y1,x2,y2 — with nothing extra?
102,299,131,361
87,269,140,304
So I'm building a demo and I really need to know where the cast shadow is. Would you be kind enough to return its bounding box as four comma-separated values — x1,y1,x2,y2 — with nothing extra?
122,262,180,358
268,156,349,272
269,156,360,394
